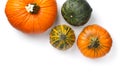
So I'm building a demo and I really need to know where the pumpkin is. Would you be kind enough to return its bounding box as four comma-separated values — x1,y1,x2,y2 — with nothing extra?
50,24,75,50
77,24,112,58
61,0,92,26
5,0,57,34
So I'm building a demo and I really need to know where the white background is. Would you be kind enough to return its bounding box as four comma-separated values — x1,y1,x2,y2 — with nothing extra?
0,0,120,72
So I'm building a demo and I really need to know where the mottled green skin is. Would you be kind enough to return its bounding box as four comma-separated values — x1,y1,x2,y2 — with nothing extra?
61,0,92,26
50,25,75,50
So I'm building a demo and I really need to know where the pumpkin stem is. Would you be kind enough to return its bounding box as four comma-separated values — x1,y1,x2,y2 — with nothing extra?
60,34,66,40
88,37,100,48
25,3,40,14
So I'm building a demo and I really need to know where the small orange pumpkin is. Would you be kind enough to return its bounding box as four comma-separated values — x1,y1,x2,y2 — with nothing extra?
77,24,112,58
5,0,57,33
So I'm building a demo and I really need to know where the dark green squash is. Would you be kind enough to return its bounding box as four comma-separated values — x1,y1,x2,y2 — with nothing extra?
49,24,75,50
61,0,92,26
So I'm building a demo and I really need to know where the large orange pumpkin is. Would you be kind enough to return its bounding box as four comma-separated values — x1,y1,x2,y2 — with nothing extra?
77,24,112,58
5,0,57,33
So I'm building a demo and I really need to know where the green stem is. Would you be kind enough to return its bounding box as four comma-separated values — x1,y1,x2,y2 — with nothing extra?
88,37,100,48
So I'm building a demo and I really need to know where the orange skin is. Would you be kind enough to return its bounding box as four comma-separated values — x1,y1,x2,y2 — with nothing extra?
77,24,112,58
5,0,57,34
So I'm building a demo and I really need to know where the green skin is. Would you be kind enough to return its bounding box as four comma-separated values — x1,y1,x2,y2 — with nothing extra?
61,0,92,26
50,25,76,50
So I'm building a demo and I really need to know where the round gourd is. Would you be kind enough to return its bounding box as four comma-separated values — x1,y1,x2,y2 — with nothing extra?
77,24,112,58
5,0,57,34
61,0,92,26
50,25,76,50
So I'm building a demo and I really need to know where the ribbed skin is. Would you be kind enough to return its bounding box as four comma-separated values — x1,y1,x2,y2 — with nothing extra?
50,25,75,50
5,0,57,34
77,24,112,58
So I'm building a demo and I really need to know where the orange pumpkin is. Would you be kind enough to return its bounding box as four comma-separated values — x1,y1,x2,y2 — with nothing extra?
77,24,112,58
5,0,57,33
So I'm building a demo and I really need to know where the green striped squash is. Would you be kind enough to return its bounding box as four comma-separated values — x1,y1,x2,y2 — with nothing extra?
49,24,75,50
61,0,92,26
